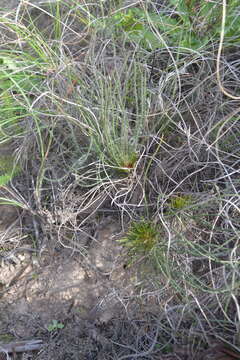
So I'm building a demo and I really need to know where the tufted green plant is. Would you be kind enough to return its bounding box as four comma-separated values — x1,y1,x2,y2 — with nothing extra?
119,219,159,256
170,194,192,211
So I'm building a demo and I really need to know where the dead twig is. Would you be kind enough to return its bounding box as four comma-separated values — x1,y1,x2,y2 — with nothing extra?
0,339,43,354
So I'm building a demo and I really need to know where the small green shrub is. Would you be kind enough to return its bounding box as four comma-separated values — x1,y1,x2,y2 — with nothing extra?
119,220,159,255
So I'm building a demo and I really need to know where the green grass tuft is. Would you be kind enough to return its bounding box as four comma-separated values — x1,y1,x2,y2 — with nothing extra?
119,220,159,255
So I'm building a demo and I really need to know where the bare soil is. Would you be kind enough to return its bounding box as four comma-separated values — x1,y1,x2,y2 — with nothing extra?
0,212,140,358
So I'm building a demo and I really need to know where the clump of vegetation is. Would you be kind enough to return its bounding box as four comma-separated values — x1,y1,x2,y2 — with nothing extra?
170,194,192,210
119,220,159,255
112,150,138,174
47,320,64,332
0,54,43,186
95,0,240,49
